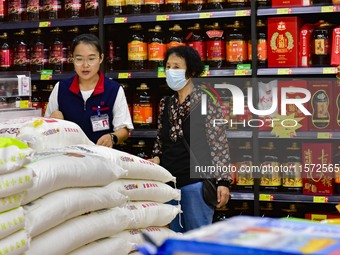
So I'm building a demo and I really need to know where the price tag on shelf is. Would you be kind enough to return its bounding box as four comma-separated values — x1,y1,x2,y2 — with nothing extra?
19,100,30,108
234,70,247,76
199,12,212,19
277,68,291,75
317,132,332,139
235,10,248,17
156,15,169,21
322,67,336,74
276,8,290,14
40,74,52,80
157,72,166,78
313,196,328,203
118,73,130,79
321,6,334,13
39,21,51,27
259,194,273,201
311,214,327,221
114,17,127,23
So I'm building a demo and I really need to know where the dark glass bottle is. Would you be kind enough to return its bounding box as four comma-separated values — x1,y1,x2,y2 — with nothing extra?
148,25,166,70
260,202,277,218
64,26,80,72
64,0,83,18
256,19,267,68
13,29,29,71
8,0,27,21
205,22,226,68
313,0,332,5
106,40,117,72
128,24,147,70
84,0,98,16
27,0,41,20
311,22,334,67
186,23,206,64
311,90,330,129
281,204,304,218
165,0,184,12
31,84,42,115
226,0,249,8
106,0,125,15
30,29,45,73
126,0,143,14
236,141,253,191
206,0,224,10
260,142,281,192
89,25,99,37
0,33,13,71
42,0,63,19
132,140,151,159
186,0,205,11
133,83,154,128
144,0,163,13
257,0,270,7
0,0,7,21
49,27,64,74
167,24,186,50
282,142,303,194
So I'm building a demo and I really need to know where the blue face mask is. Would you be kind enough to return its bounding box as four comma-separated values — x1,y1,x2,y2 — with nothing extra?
166,69,188,91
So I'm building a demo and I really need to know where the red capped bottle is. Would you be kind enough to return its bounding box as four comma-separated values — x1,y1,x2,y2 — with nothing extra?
205,22,226,68
185,23,206,64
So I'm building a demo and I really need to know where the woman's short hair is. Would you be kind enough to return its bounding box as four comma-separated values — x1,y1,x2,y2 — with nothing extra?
164,46,204,78
71,33,103,56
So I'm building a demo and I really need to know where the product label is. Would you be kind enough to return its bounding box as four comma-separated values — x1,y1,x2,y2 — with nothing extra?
248,41,252,61
187,41,206,61
148,42,166,61
43,0,61,11
8,0,24,14
165,0,184,3
0,2,4,17
260,162,281,187
167,41,186,49
206,40,225,61
206,30,223,39
85,0,98,10
314,38,330,55
207,0,224,3
257,39,267,61
236,161,254,186
187,0,204,4
65,0,82,10
270,31,294,53
311,90,330,128
133,104,153,124
282,163,302,187
145,0,162,4
0,49,14,68
14,45,29,66
107,0,124,6
126,0,143,5
49,45,63,63
27,0,40,13
128,41,147,61
227,40,247,63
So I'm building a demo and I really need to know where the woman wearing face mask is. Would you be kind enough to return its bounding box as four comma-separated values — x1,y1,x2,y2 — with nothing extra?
149,46,232,233
45,33,133,147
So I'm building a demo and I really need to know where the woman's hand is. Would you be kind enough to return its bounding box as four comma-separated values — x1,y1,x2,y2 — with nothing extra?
216,186,230,209
49,110,64,119
148,156,160,165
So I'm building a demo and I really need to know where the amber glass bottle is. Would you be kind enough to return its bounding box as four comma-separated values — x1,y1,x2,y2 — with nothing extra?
128,24,147,70
186,23,206,64
42,0,63,19
65,0,83,18
226,0,249,8
89,25,99,37
226,20,248,68
144,0,164,13
27,0,41,20
167,24,186,50
13,29,29,72
49,27,64,74
205,22,226,68
165,0,184,12
106,0,126,15
84,0,98,16
311,22,334,67
148,25,166,70
30,29,45,73
206,0,224,9
8,0,27,21
126,0,143,14
133,83,154,128
187,0,205,11
0,33,13,71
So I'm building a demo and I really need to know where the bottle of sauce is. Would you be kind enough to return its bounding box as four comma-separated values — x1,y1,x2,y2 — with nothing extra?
106,0,125,15
206,0,224,10
226,20,248,68
0,33,13,71
0,0,7,21
260,202,277,218
13,29,29,72
148,25,166,70
260,141,281,192
30,29,45,73
205,22,226,69
132,140,151,159
167,24,186,50
128,23,147,70
42,0,63,19
8,0,27,21
27,0,41,20
282,142,303,193
49,27,64,74
233,201,253,216
126,0,143,14
311,89,330,129
236,141,253,190
186,23,206,64
64,26,80,72
281,203,304,218
144,0,163,13
65,0,83,18
133,83,154,128
257,19,267,68
187,0,205,11
31,84,42,116
311,22,334,67
333,145,340,194
226,0,249,8
165,0,184,12
84,0,98,16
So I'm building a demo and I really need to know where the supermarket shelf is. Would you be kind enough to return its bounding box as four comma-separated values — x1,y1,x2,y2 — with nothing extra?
130,129,157,138
231,191,254,201
258,131,340,139
257,67,338,76
31,72,75,81
257,5,340,16
259,192,340,204
226,131,253,138
0,16,99,30
104,9,251,24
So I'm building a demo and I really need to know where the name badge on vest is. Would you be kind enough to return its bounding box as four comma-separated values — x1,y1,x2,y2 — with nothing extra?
91,114,110,132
